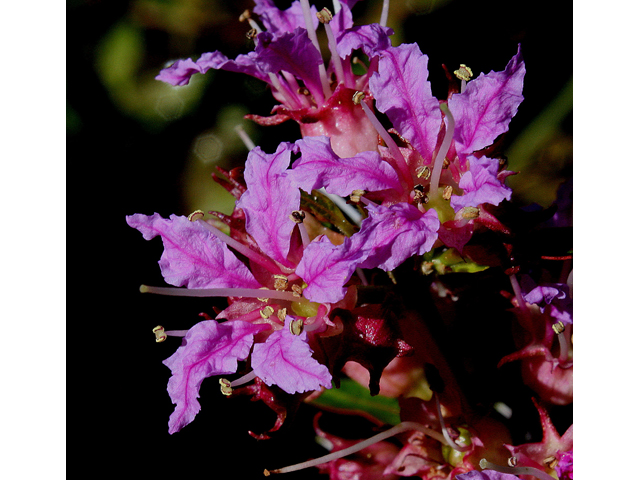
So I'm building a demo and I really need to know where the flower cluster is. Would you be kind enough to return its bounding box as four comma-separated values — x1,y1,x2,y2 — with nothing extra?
128,1,572,479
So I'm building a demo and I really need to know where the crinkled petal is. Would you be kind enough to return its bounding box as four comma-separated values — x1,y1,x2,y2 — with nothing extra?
292,136,402,195
162,320,269,434
369,43,442,163
449,156,512,211
356,203,440,271
252,317,332,394
448,44,525,155
336,23,393,59
455,470,521,480
255,29,325,102
236,143,300,268
196,50,271,83
253,0,317,35
296,234,366,304
155,58,202,86
126,213,261,289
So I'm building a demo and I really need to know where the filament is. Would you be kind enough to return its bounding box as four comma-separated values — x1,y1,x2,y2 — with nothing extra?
265,421,448,475
434,393,472,452
299,0,331,101
140,285,299,302
234,125,256,151
230,370,257,388
509,274,530,316
323,21,345,85
428,103,455,198
380,0,390,27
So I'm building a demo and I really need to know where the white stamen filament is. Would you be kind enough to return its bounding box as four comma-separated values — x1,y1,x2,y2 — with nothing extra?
460,79,467,93
165,329,189,337
356,267,368,286
321,188,362,226
359,100,412,187
479,458,556,480
265,421,448,475
429,103,455,198
434,393,472,452
300,0,331,101
509,274,530,316
380,0,390,28
323,21,345,85
268,72,304,109
234,125,256,151
557,324,572,365
196,219,286,275
247,17,263,34
230,371,257,388
298,222,310,248
140,285,300,302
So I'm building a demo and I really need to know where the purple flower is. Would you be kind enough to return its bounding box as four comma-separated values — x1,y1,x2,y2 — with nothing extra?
162,320,269,434
449,155,512,212
455,471,520,480
252,317,332,394
523,279,573,325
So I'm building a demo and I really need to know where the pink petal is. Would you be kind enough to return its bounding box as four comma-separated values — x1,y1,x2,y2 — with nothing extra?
126,213,261,289
252,317,333,394
163,320,269,434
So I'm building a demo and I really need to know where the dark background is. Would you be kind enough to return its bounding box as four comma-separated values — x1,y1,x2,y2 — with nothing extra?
68,0,572,478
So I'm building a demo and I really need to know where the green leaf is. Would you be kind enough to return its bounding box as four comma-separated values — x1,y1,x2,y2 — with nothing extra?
311,378,401,426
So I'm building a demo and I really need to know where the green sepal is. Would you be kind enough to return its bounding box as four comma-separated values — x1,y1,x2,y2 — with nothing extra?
300,189,361,237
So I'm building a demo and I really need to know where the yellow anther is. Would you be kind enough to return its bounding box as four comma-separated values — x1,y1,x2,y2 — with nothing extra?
277,308,287,321
291,284,303,298
289,210,306,224
552,321,566,334
416,165,431,180
260,306,275,319
454,64,473,82
352,91,365,105
239,9,251,22
460,206,480,219
543,456,559,469
442,185,453,201
507,456,518,468
421,261,434,276
297,87,310,96
316,7,333,24
246,28,258,39
188,210,205,222
273,274,288,291
152,325,167,343
219,378,233,396
350,189,365,203
289,318,305,336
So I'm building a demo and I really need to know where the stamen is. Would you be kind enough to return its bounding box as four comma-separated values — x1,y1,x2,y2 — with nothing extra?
273,274,289,291
260,306,275,319
442,185,453,201
140,284,300,302
230,370,257,388
509,274,530,316
300,0,332,101
196,219,285,275
416,165,431,180
152,325,189,342
557,324,571,364
355,92,413,187
289,318,305,335
219,378,233,396
552,321,565,334
234,125,256,151
289,210,306,223
265,421,448,475
317,8,346,85
291,284,303,298
298,223,311,248
188,210,205,222
454,64,473,93
434,393,472,452
429,103,455,198
380,0,390,28
277,308,287,321
479,458,556,480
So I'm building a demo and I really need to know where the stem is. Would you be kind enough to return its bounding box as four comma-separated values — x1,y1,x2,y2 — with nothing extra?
429,103,455,198
266,421,447,475
140,285,299,302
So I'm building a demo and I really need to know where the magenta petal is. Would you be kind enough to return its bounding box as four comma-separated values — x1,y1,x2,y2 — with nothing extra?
448,45,525,155
356,203,440,271
296,234,366,304
455,470,521,480
196,50,271,83
336,23,393,59
255,29,325,101
253,0,318,34
449,156,512,211
236,143,300,269
252,317,332,394
292,136,402,196
162,320,269,434
126,213,261,289
369,43,442,163
155,58,202,86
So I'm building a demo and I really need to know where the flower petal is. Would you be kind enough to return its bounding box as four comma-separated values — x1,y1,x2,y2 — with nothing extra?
449,156,512,211
369,43,442,163
163,320,270,434
336,23,393,59
252,317,332,394
126,213,261,289
236,143,300,269
292,136,402,195
448,44,525,155
253,0,318,35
